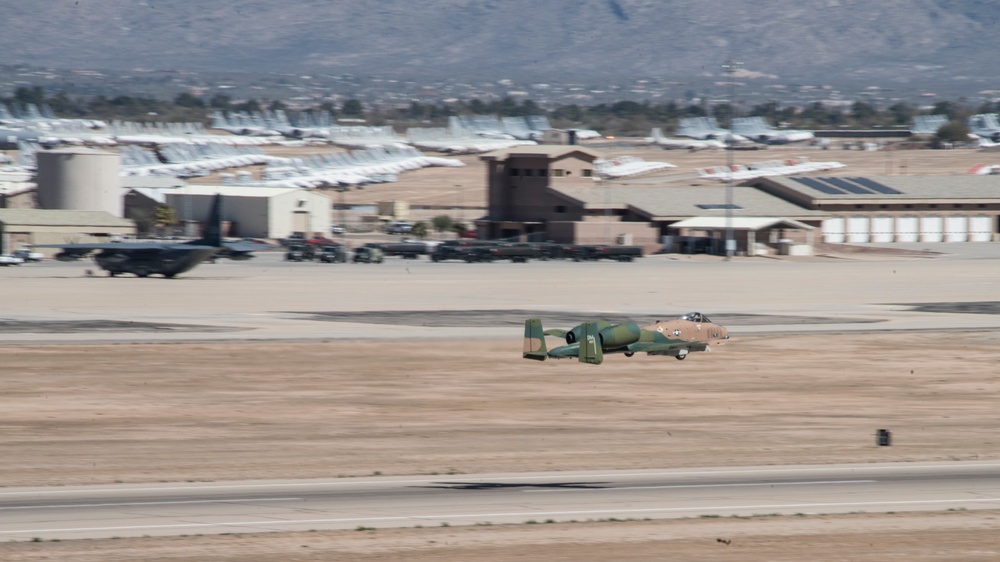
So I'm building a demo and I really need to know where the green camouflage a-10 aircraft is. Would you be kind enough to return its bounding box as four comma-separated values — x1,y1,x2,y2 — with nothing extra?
523,312,729,365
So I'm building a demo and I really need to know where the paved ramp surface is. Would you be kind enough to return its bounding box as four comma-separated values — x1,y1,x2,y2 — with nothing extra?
1,251,998,343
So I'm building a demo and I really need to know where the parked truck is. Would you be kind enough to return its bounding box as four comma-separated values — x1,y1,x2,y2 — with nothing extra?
373,242,428,259
480,243,540,263
430,240,498,262
353,246,384,263
13,248,43,262
317,244,348,263
565,244,643,262
285,243,307,261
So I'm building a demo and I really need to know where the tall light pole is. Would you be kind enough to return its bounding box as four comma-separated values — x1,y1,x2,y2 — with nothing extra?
722,58,743,259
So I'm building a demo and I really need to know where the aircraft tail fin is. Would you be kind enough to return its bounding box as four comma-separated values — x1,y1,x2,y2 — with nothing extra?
190,194,223,247
578,322,604,365
523,318,548,361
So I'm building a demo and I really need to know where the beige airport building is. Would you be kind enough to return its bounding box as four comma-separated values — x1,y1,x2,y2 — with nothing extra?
0,209,135,255
477,146,1000,254
164,185,332,239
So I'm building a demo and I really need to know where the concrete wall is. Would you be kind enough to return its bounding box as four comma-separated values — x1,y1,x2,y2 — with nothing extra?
549,220,660,253
1,190,36,209
272,191,331,238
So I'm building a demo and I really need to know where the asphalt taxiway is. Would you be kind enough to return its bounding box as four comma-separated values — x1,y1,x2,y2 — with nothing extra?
2,462,998,540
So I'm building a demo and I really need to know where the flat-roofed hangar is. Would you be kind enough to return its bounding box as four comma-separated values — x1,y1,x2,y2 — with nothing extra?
749,175,1000,244
478,146,999,254
164,185,332,240
0,209,135,255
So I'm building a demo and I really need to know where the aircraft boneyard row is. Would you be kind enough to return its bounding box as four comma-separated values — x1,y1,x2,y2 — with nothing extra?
523,312,729,365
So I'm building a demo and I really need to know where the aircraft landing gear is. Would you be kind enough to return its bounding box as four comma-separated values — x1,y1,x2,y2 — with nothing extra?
624,351,635,357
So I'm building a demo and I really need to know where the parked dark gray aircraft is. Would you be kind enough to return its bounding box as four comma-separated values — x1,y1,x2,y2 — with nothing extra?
36,194,265,277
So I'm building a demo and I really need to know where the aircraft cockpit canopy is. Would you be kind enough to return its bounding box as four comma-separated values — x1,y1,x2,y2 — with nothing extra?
681,312,709,323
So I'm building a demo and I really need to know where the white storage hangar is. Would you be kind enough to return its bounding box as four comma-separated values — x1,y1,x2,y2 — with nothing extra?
165,186,332,239
751,176,1000,243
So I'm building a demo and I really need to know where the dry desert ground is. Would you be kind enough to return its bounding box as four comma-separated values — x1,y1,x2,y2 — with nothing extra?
3,141,1000,560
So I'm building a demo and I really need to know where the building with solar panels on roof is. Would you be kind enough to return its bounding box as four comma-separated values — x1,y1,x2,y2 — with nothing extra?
480,146,1000,256
748,176,1000,244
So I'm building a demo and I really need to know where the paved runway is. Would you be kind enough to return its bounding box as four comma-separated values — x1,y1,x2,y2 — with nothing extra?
1,248,999,343
2,461,999,540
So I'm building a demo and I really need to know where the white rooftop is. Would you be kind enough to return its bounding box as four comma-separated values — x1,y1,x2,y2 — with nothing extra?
170,185,303,198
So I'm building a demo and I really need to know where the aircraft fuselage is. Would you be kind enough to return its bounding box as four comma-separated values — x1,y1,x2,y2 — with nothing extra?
94,246,218,277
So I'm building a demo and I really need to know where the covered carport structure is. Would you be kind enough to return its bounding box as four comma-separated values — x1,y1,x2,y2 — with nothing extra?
669,216,817,256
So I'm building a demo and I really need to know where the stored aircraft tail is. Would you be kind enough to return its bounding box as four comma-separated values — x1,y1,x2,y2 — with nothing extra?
577,322,604,365
189,194,223,248
523,318,548,361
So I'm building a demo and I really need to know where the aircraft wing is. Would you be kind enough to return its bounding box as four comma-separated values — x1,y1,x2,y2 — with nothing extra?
222,241,276,252
626,341,709,354
546,343,580,359
32,242,176,251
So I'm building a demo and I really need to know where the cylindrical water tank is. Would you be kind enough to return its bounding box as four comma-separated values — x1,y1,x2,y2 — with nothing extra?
36,148,122,216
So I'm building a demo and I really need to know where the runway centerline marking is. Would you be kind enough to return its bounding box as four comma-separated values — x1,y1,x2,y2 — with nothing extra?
522,480,877,492
0,497,302,511
3,463,999,497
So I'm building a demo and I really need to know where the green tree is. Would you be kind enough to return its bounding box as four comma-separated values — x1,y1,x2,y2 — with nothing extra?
47,91,74,115
850,101,879,126
318,101,336,115
931,101,958,120
233,98,261,113
886,102,915,126
208,94,232,110
551,104,582,122
450,222,468,237
496,96,519,116
712,103,735,126
467,99,487,114
173,92,204,108
751,101,780,122
609,100,645,119
14,85,45,106
519,98,542,116
431,215,454,233
933,120,970,147
341,99,364,117
153,205,178,230
411,222,429,239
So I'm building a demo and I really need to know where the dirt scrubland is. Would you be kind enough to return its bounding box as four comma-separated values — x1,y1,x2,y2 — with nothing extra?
2,331,1000,560
3,333,1000,486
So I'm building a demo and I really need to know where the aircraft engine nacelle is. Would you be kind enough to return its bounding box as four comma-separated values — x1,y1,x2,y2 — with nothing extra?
55,251,85,262
565,320,613,345
598,322,642,348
